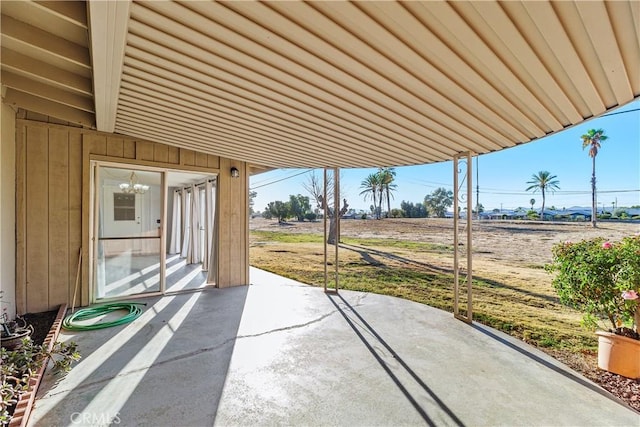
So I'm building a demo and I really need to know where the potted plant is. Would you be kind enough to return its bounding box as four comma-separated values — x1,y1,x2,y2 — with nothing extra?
546,235,640,378
0,315,33,351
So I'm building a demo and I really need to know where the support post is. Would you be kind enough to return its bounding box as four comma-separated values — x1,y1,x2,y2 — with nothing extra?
322,167,339,293
323,168,328,292
453,152,473,323
334,167,340,292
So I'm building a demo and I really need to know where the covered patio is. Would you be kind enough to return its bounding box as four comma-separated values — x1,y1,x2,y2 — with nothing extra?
2,0,637,314
1,1,638,424
30,268,637,426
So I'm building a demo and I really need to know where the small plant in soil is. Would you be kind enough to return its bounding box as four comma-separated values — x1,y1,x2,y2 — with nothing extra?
1,337,80,426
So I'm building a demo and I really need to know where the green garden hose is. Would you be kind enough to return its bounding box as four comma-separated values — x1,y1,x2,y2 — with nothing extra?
62,302,147,331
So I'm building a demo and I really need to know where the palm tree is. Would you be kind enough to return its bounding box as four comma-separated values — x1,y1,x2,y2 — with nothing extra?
525,171,560,220
581,128,608,227
359,173,381,219
378,167,397,218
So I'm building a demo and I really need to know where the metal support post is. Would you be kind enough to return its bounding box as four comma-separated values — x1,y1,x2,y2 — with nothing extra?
453,152,473,323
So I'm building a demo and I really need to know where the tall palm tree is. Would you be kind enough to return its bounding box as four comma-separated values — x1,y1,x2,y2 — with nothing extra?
525,171,560,221
359,173,381,219
581,128,608,227
378,167,397,218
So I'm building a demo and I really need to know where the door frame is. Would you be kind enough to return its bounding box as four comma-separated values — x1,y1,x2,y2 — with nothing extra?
90,160,168,303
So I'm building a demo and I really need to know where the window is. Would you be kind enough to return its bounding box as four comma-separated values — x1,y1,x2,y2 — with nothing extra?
114,193,135,221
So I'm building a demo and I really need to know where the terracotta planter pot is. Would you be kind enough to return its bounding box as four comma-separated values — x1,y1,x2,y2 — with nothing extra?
596,330,640,379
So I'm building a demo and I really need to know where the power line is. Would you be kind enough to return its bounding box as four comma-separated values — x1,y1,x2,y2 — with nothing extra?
601,107,640,117
406,178,638,195
480,189,639,196
250,169,312,190
409,178,453,187
250,169,304,186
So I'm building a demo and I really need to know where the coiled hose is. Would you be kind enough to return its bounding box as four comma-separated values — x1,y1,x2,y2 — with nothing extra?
62,302,147,331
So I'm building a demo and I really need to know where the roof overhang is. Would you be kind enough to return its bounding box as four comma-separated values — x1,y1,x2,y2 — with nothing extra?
2,1,638,168
1,0,94,127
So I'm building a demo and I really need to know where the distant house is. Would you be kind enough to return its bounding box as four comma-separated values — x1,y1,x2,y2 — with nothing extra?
563,207,594,221
569,212,591,221
626,208,640,217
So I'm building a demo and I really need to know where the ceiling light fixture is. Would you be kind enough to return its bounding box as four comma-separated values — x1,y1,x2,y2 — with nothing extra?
119,171,149,194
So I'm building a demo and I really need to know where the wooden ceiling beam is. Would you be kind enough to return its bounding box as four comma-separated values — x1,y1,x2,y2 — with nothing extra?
1,15,90,68
35,1,88,28
1,70,93,112
3,88,95,127
1,47,92,95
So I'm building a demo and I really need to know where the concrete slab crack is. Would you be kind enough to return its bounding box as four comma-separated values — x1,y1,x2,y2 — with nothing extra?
42,336,240,397
237,309,337,340
41,310,339,398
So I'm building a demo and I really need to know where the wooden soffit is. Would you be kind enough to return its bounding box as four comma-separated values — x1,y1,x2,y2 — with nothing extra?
1,1,95,127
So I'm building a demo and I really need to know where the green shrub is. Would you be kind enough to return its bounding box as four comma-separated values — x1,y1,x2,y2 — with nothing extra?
390,209,404,218
546,236,640,332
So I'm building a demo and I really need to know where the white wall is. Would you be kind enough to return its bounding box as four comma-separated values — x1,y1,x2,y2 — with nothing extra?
1,103,16,320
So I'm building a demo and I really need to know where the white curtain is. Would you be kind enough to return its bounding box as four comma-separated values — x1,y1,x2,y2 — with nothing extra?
169,191,181,254
186,184,200,264
199,188,206,263
170,178,217,279
202,181,211,271
206,180,217,284
96,206,105,298
180,190,190,258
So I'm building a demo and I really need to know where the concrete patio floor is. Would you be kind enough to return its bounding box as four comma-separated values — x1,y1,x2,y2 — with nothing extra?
30,267,638,426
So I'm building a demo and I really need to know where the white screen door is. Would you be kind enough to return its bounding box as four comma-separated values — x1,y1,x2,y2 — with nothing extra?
94,166,164,300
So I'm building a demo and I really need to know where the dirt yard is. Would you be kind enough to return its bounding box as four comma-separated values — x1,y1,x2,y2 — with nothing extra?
251,217,637,285
252,217,637,261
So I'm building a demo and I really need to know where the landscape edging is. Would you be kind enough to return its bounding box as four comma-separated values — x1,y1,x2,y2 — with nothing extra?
8,304,67,427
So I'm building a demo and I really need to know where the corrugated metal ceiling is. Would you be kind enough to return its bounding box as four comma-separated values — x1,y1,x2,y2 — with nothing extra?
2,1,638,168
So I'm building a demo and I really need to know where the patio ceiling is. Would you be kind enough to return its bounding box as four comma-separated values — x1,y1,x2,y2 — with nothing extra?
1,1,94,127
2,1,638,168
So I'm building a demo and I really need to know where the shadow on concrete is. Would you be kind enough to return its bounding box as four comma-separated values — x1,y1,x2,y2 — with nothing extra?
32,286,249,426
471,323,630,409
328,292,465,427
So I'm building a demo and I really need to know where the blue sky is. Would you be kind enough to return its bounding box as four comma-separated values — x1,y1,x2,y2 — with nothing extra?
251,100,640,212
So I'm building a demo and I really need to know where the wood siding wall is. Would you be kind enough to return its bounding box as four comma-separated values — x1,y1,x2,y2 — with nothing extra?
15,119,248,314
